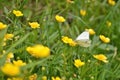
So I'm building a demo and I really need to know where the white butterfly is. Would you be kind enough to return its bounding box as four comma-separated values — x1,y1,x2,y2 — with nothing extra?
75,31,91,47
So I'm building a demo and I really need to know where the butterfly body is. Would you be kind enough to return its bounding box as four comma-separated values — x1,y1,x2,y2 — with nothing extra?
75,31,91,47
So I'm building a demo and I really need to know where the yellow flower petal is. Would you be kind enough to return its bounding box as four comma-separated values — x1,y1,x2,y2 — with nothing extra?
99,35,110,43
4,33,14,41
13,60,26,67
1,63,20,76
108,0,116,6
93,54,108,63
74,59,85,68
0,22,7,30
80,9,86,16
42,76,47,80
106,21,112,27
29,22,40,29
26,45,50,58
7,52,14,59
13,10,23,17
29,73,37,80
52,76,61,80
86,29,95,35
55,15,66,22
62,36,76,46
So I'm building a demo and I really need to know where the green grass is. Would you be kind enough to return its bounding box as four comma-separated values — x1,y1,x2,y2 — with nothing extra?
0,0,120,80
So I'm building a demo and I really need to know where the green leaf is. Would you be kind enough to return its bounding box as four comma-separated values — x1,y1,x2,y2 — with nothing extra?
3,7,9,15
0,33,30,66
21,55,53,70
0,26,8,52
98,44,115,51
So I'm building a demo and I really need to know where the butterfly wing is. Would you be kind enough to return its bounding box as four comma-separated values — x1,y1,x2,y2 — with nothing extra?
76,31,89,41
75,40,91,47
75,31,91,47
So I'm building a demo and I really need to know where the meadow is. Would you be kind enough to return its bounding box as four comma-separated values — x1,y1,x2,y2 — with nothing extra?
0,0,120,80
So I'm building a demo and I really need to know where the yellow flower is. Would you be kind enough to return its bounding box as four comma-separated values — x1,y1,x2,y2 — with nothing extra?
62,36,76,46
26,45,50,58
0,51,14,63
4,33,14,41
108,0,115,6
13,60,26,67
74,59,85,68
69,40,77,46
42,76,47,80
0,22,7,30
6,52,14,63
55,15,66,22
80,9,86,16
29,22,40,29
7,52,14,59
86,29,95,35
1,63,20,76
106,21,112,27
13,10,23,17
99,35,110,43
52,76,61,80
61,36,70,44
29,73,37,80
93,54,108,63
